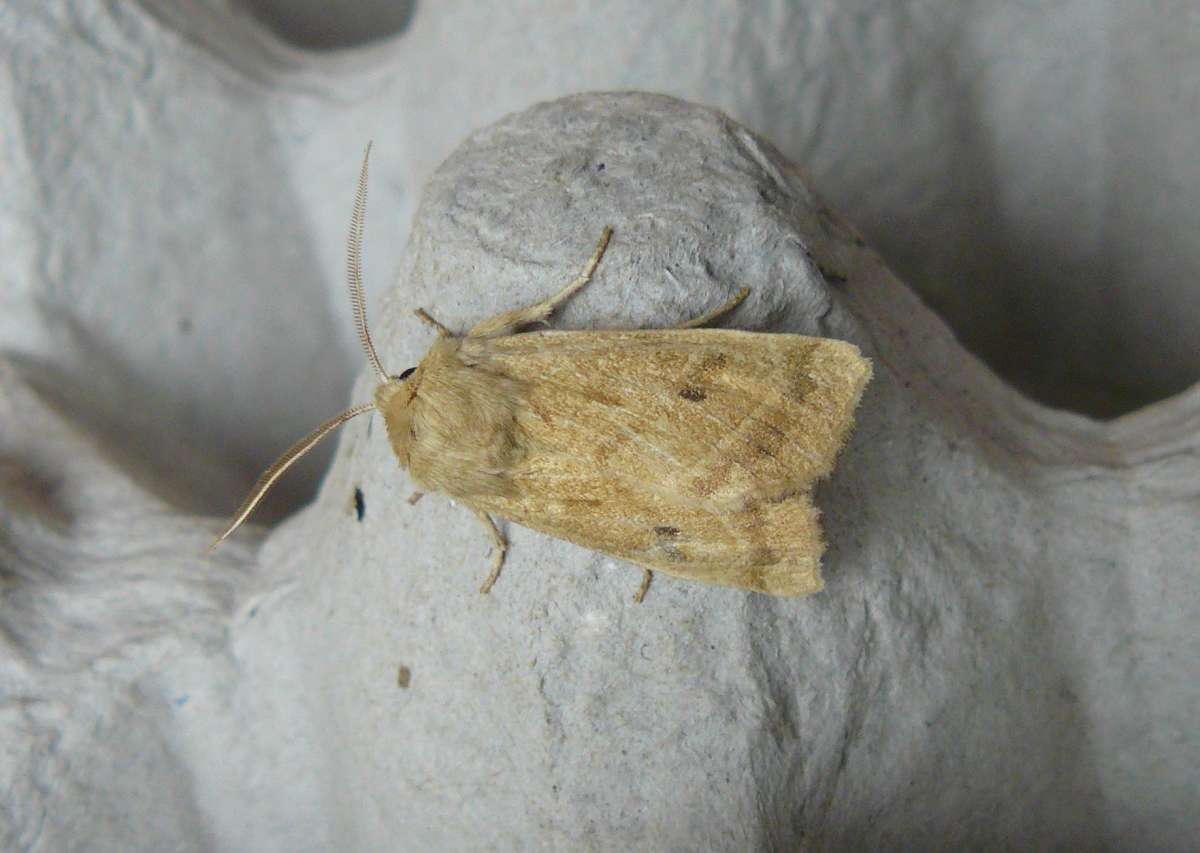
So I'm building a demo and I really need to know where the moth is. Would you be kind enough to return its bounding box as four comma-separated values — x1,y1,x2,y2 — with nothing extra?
212,145,872,601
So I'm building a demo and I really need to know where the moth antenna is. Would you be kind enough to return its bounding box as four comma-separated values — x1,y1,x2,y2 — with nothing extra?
348,141,389,383
208,402,376,552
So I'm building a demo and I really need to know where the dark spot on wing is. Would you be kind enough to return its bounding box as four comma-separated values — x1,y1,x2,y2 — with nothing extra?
680,353,728,401
747,419,788,460
652,525,685,561
353,487,365,521
396,665,411,689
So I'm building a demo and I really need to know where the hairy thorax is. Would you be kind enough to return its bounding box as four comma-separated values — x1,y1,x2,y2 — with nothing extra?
377,338,528,500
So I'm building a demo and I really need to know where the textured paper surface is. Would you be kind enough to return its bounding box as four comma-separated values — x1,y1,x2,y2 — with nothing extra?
1,3,1197,850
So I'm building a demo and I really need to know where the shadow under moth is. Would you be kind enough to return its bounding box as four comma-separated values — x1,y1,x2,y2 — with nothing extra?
212,145,872,601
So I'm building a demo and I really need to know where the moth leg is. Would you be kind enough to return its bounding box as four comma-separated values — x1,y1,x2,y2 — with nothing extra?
414,308,453,337
467,226,614,338
674,286,750,329
407,491,424,505
633,569,654,604
473,508,508,594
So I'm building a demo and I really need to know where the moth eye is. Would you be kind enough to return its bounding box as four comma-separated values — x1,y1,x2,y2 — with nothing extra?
396,367,417,381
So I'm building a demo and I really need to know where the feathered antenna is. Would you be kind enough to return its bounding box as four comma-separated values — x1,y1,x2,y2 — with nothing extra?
208,403,375,551
210,144,389,550
349,141,389,383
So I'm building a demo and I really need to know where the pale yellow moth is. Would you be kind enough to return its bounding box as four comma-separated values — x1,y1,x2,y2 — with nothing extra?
212,145,872,601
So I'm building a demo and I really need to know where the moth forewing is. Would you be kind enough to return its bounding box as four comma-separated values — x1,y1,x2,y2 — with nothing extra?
448,329,870,596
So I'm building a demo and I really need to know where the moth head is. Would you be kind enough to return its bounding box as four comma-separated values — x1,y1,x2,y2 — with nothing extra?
209,142,394,552
373,365,418,414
